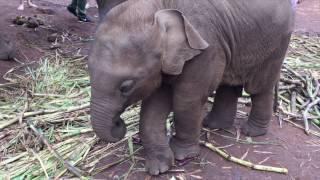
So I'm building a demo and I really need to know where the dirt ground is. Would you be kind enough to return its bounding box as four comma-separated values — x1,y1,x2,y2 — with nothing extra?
0,0,320,179
0,0,98,83
295,0,320,34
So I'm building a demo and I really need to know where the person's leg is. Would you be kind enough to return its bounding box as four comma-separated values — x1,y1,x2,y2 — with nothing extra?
27,0,38,8
77,0,93,22
17,0,24,10
85,2,90,9
77,0,87,19
69,0,77,9
67,0,78,17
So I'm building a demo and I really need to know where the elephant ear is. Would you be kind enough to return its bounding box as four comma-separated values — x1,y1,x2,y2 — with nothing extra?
154,9,209,75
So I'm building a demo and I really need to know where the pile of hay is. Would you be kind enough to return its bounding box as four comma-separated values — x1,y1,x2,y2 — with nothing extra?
0,53,140,178
278,35,320,136
0,34,319,178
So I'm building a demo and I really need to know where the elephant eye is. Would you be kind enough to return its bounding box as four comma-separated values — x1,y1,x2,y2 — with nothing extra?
119,80,135,96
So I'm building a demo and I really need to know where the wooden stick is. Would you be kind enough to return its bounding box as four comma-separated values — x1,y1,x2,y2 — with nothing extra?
279,84,297,90
282,65,306,83
279,106,318,119
291,91,297,114
0,82,19,88
19,91,29,124
30,148,50,179
0,103,90,130
280,77,303,86
283,118,320,137
28,122,83,178
200,141,288,174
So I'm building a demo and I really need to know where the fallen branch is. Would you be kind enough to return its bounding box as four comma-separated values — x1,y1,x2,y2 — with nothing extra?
27,121,83,178
200,141,288,174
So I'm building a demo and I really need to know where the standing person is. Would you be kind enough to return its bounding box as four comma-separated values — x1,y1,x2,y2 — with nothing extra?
17,0,38,11
67,0,93,22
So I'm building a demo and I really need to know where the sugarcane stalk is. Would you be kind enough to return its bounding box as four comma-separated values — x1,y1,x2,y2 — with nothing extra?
200,141,288,174
0,103,90,130
303,98,320,134
27,122,83,178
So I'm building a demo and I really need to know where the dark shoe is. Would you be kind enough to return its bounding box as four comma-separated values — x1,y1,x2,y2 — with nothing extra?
78,15,93,22
67,6,77,17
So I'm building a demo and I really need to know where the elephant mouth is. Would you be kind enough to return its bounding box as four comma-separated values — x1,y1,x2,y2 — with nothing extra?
109,112,127,140
90,102,127,142
112,115,124,125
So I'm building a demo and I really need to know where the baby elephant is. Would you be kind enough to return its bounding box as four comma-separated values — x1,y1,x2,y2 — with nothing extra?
89,0,295,175
0,34,16,61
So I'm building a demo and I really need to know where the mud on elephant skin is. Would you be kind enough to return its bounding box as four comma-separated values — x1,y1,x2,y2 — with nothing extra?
0,34,16,61
88,0,295,175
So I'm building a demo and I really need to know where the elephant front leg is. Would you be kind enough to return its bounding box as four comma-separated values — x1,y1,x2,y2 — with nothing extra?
140,85,174,175
170,93,206,160
203,85,242,129
241,90,273,136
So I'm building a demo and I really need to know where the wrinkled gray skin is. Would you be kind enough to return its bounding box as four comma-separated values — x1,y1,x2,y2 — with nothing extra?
89,0,295,175
0,34,16,60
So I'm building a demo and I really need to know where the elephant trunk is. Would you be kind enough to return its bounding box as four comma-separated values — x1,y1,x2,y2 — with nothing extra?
90,98,127,142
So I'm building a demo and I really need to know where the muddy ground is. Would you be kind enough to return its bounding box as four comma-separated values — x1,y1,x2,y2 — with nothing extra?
0,0,320,179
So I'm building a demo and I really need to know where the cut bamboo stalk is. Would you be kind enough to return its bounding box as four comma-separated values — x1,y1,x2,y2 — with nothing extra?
200,141,288,174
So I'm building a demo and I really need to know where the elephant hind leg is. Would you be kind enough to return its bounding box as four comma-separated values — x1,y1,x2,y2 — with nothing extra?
241,45,286,136
241,89,273,137
203,85,242,129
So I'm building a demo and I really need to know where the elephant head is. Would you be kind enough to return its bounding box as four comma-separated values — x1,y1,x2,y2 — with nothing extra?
88,6,208,142
95,0,127,20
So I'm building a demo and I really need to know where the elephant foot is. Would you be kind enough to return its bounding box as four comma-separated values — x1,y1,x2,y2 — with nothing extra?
144,145,174,175
202,114,234,129
241,121,268,137
169,137,200,161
